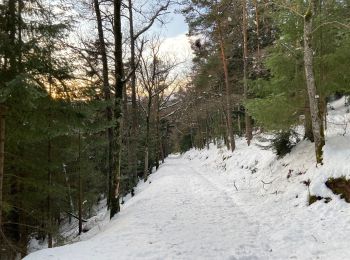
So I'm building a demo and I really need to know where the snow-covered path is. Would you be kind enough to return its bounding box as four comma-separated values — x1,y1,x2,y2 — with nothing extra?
26,156,272,260
128,158,271,259
25,134,350,260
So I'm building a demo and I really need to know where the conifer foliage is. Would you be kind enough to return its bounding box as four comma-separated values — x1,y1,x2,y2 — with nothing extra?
178,0,349,162
0,0,177,258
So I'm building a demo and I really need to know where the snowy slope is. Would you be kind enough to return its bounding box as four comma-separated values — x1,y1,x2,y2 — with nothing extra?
24,97,350,260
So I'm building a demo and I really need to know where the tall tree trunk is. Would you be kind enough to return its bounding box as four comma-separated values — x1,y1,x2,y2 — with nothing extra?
93,0,114,209
47,48,53,249
221,107,229,150
127,0,138,186
304,98,314,141
78,132,82,235
122,77,130,189
205,108,210,149
143,96,152,181
18,0,23,72
0,106,7,230
8,0,16,74
317,0,327,132
321,98,327,130
3,2,22,256
154,94,160,170
160,140,165,164
47,132,52,248
303,0,325,164
217,22,235,151
19,204,27,258
254,0,260,60
242,0,253,145
110,0,124,219
63,164,74,223
237,110,242,136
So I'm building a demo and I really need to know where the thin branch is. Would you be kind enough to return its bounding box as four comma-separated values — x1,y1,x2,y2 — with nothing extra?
312,21,350,33
133,0,171,40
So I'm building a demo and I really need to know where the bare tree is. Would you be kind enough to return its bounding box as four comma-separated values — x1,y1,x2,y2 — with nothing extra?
138,39,179,180
127,0,171,184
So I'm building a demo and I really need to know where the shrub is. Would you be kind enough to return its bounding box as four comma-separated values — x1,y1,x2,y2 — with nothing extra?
271,130,299,157
180,134,193,153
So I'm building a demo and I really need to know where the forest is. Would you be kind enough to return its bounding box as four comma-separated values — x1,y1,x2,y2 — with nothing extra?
0,0,349,259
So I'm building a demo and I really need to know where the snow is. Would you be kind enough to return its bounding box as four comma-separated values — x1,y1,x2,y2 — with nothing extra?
25,97,350,260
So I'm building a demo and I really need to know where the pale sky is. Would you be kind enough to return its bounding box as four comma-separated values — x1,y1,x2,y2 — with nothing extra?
155,9,194,77
156,11,188,38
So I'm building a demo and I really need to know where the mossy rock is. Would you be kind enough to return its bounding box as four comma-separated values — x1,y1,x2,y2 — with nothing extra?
309,195,331,205
326,177,350,203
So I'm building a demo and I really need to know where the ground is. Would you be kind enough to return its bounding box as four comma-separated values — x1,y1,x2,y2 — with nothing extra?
25,97,350,260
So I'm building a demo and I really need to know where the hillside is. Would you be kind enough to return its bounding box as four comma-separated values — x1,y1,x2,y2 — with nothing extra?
24,97,350,260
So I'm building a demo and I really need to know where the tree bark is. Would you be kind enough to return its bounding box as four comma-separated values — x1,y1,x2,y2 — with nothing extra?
8,0,16,74
303,0,325,164
18,0,23,73
254,0,261,60
122,71,130,190
47,132,52,248
127,0,169,184
93,0,114,209
110,0,124,219
0,106,7,230
47,41,53,248
217,21,235,152
127,0,138,186
304,98,314,141
154,94,160,170
143,96,152,181
78,132,82,235
242,0,253,145
237,110,242,136
63,164,74,223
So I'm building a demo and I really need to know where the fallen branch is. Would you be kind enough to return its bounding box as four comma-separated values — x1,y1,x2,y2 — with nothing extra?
261,178,276,191
65,211,88,223
233,181,238,191
261,180,273,185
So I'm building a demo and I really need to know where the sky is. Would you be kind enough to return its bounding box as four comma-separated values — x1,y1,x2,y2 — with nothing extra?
158,12,188,38
153,9,194,76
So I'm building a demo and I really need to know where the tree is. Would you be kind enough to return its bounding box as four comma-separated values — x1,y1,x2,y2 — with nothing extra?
126,0,170,187
303,0,325,164
182,0,239,151
0,106,7,232
216,4,236,151
245,0,350,163
242,0,253,145
138,39,179,180
93,0,115,208
110,0,124,219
